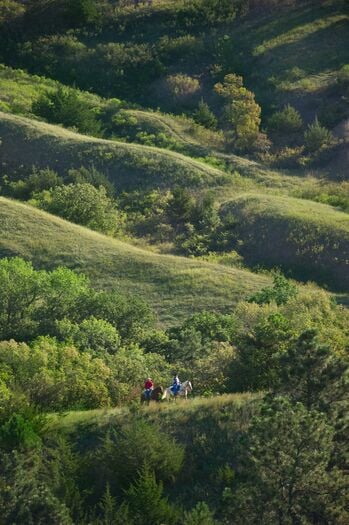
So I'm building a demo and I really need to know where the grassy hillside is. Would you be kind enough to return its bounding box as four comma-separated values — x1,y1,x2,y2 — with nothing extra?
50,392,262,507
0,197,270,325
0,65,313,190
0,108,335,199
2,1,346,122
0,111,231,191
221,193,349,290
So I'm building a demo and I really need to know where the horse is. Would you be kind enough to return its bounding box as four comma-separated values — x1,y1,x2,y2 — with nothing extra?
140,385,163,405
162,380,193,401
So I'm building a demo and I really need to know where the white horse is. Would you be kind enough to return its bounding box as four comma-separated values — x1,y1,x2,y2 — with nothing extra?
162,380,193,401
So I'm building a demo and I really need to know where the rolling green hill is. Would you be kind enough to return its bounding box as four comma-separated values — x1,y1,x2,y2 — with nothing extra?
0,65,316,192
0,197,270,325
0,108,333,199
221,193,349,291
1,111,347,292
0,111,231,191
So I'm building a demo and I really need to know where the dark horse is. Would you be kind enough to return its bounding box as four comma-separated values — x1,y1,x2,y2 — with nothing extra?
140,386,163,405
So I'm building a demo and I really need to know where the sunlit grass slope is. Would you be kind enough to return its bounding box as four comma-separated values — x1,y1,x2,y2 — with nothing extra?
221,193,349,291
232,0,349,115
0,108,330,198
0,111,231,190
50,392,261,432
0,197,269,325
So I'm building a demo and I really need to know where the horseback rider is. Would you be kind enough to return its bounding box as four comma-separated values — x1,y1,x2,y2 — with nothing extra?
144,377,154,401
172,374,181,396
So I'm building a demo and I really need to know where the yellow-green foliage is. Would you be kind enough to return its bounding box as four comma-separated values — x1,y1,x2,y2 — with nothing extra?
0,197,269,325
0,64,101,116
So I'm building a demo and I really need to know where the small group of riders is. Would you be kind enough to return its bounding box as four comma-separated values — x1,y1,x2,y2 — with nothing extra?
144,374,181,401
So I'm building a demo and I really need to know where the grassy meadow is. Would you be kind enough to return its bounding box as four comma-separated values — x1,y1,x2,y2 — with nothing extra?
0,197,270,325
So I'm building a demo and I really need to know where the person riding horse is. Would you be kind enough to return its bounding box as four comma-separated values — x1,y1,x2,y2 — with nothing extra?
144,377,154,401
171,374,181,396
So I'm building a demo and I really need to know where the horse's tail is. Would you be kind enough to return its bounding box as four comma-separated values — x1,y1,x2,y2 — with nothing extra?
162,388,168,400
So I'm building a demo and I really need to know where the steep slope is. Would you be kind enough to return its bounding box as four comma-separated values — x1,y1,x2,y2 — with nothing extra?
221,194,349,291
0,111,230,191
0,197,269,325
0,109,330,197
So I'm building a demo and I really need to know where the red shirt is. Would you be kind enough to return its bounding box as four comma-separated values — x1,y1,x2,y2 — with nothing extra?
145,380,153,389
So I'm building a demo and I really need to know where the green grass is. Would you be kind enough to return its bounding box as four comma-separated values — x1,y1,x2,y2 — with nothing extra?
0,108,333,200
234,0,349,105
0,64,101,116
0,65,344,198
49,392,261,432
221,193,349,291
0,197,270,325
0,110,232,191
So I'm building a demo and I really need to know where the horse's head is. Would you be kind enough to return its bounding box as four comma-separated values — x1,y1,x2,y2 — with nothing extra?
183,380,193,391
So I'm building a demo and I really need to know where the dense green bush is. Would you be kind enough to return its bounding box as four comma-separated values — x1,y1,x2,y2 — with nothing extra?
267,104,303,133
32,183,121,235
32,86,101,135
304,118,333,152
228,396,347,524
193,99,218,129
0,257,153,343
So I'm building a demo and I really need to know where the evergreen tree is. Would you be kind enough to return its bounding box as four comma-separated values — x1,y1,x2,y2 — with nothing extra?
125,464,178,525
32,86,101,135
183,501,217,525
304,117,333,152
228,397,347,524
193,99,218,129
280,329,348,411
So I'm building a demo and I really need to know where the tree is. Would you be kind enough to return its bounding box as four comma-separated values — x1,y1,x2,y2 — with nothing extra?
56,316,121,354
228,397,347,524
32,86,101,135
279,329,348,412
166,187,194,232
38,265,91,333
214,74,261,150
183,502,216,525
65,0,100,26
304,117,333,152
125,464,178,525
161,74,201,108
33,183,120,235
232,312,294,391
86,290,154,343
0,257,45,340
248,273,298,306
193,99,217,129
0,451,73,524
268,104,303,133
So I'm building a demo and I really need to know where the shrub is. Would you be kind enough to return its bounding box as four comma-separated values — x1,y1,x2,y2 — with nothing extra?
268,104,303,133
32,86,101,135
304,118,333,152
160,74,201,108
32,183,121,235
64,0,100,26
248,273,298,306
56,317,121,354
193,99,218,129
